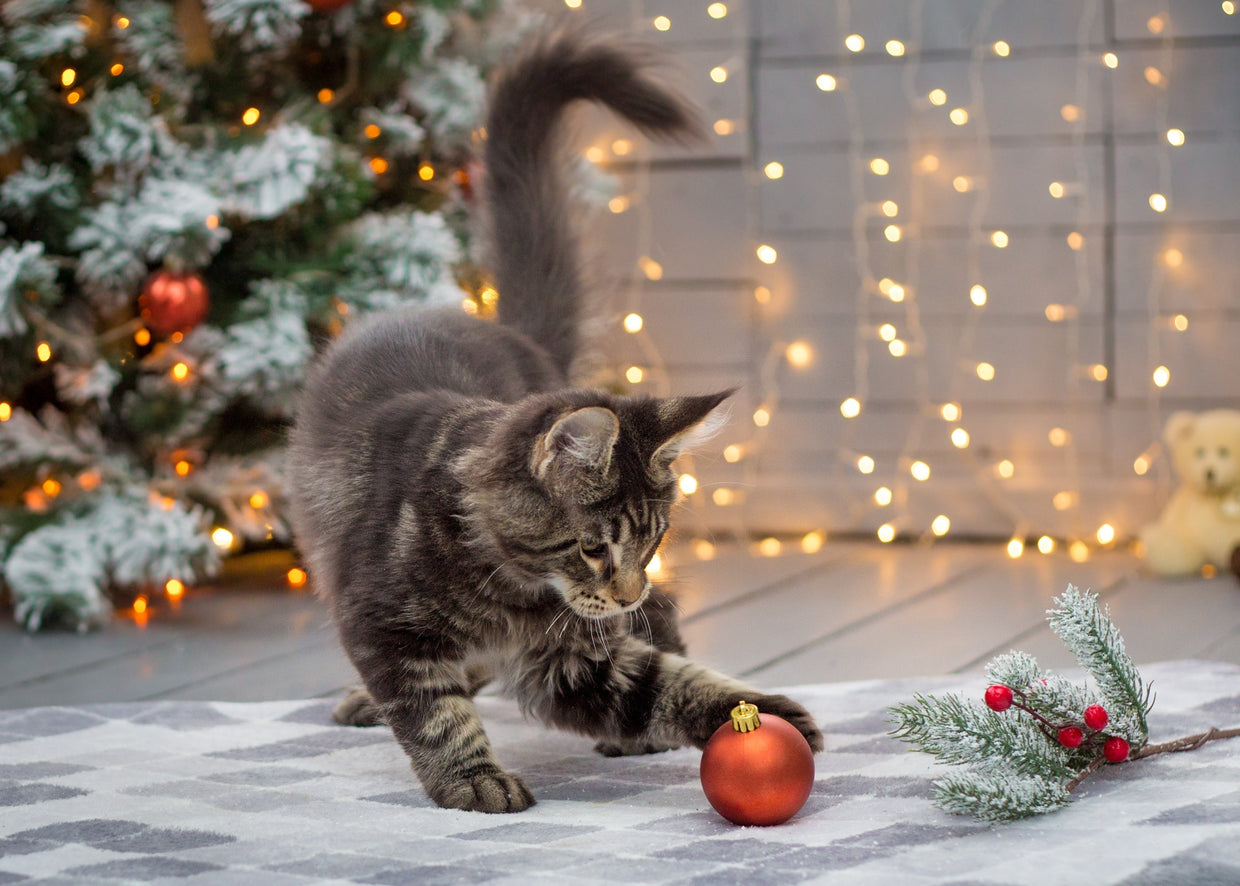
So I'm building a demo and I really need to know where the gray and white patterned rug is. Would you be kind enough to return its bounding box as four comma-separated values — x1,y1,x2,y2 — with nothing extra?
2,661,1239,886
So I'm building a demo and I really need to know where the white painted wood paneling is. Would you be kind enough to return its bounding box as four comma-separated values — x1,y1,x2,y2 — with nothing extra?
522,0,1240,544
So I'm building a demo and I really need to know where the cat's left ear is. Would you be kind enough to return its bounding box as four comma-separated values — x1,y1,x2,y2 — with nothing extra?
650,389,735,476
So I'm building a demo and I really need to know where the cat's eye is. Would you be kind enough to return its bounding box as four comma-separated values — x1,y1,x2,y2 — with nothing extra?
580,542,607,559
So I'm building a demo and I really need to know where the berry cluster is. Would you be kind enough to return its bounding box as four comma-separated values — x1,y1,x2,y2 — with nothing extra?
984,684,1130,762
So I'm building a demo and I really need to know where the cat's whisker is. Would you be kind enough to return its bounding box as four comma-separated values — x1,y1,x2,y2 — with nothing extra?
545,603,574,637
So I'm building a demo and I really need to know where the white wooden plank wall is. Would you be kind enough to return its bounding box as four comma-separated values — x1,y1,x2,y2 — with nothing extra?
523,0,1240,549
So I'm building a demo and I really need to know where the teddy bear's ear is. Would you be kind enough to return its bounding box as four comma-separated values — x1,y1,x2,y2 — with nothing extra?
1164,411,1196,446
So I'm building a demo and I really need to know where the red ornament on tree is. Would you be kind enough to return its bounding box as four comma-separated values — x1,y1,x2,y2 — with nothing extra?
140,269,209,337
700,701,815,827
1083,705,1109,731
1104,736,1130,762
1058,726,1084,748
984,685,1014,712
303,0,355,12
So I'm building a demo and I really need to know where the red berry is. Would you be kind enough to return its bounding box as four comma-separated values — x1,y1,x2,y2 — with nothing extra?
1058,727,1084,748
984,685,1014,712
1104,736,1130,762
1083,705,1109,731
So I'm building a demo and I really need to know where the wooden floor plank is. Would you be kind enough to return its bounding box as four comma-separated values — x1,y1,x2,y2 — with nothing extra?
144,639,355,703
1,542,1235,710
1008,572,1240,670
662,543,852,620
678,543,999,681
748,550,1136,685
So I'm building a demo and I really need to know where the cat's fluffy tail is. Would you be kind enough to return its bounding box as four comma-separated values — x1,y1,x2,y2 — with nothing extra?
484,27,703,376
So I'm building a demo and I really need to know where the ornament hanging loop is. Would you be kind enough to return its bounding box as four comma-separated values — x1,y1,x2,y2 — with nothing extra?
730,701,761,733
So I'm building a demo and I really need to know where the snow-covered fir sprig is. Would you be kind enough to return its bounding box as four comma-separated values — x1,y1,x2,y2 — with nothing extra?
889,586,1240,821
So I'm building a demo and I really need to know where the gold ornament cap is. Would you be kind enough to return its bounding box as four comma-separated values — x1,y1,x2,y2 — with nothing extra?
730,701,761,733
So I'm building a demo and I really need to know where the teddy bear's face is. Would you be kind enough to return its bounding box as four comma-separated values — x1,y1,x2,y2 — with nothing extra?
1167,411,1240,495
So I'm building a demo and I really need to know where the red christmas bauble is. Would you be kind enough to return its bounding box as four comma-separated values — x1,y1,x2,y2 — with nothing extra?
1104,736,1130,762
984,685,1014,712
700,702,815,827
303,0,354,12
140,270,209,336
1083,705,1109,731
1058,726,1084,748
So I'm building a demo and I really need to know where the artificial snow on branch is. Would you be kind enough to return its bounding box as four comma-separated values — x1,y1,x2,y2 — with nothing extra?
890,586,1239,821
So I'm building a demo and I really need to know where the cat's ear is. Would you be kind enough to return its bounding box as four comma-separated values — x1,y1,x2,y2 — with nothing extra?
650,389,734,476
533,406,621,480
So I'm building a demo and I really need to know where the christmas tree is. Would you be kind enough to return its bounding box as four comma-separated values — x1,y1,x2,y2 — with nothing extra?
890,586,1240,821
0,0,534,631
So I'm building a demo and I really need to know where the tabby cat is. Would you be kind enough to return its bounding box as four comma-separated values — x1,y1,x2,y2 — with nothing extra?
288,28,823,813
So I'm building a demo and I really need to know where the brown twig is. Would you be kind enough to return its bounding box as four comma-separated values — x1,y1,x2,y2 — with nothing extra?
1066,725,1240,793
1132,725,1240,759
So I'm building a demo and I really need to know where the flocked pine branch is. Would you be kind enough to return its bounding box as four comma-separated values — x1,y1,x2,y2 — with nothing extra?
0,0,533,630
889,585,1240,822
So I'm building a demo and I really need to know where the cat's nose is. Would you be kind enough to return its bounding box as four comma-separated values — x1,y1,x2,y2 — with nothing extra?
612,574,645,605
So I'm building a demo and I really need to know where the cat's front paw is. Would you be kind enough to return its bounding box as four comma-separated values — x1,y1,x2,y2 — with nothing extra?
433,770,536,813
747,693,824,752
594,737,681,757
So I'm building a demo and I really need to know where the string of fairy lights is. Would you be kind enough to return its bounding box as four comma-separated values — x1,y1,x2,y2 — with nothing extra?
4,1,1233,621
553,0,1236,568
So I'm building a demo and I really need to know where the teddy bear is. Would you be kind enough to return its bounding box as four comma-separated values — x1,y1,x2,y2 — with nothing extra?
1140,409,1240,579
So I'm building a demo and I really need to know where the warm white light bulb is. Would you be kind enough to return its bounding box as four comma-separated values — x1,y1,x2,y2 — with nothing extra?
970,284,987,306
857,455,875,474
678,474,698,495
877,523,896,543
910,460,930,481
869,157,890,176
1096,523,1116,545
840,397,862,419
884,225,902,242
949,107,969,125
845,33,865,52
1166,128,1185,146
1007,537,1025,558
756,244,778,264
931,515,951,536
710,65,728,83
878,323,897,342
816,73,838,92
875,486,893,506
992,40,1010,56
785,341,813,368
1037,535,1055,554
940,402,961,422
764,161,784,179
653,15,671,31
623,313,643,333
885,39,905,57
976,362,995,381
1149,193,1168,212
951,427,970,448
707,2,728,19
1152,365,1170,387
928,89,947,106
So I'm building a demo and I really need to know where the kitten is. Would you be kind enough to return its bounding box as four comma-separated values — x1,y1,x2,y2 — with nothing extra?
288,28,823,814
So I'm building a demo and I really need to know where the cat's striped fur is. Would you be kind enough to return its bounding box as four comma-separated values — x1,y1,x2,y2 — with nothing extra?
288,28,823,814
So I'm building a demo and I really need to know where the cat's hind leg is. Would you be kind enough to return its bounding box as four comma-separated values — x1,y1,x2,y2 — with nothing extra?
333,686,383,726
